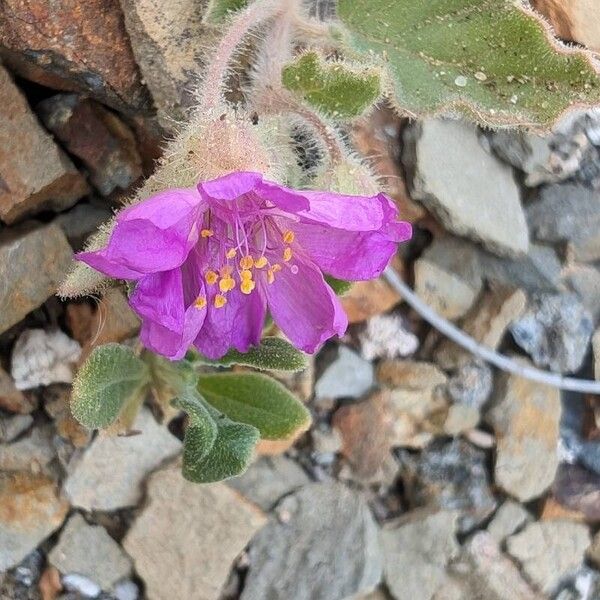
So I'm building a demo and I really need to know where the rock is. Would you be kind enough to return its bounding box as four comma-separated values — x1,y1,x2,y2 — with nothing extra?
333,390,398,484
311,427,342,464
117,0,212,123
227,455,310,511
64,407,181,511
553,463,600,522
38,94,143,196
242,482,382,600
507,520,591,594
377,360,447,390
595,329,600,380
55,203,112,251
442,403,480,436
359,313,419,361
404,119,528,256
0,472,68,572
445,360,493,409
486,370,560,502
0,423,56,473
0,0,150,112
554,566,600,600
381,509,458,600
0,413,32,443
510,293,593,373
62,573,101,597
0,223,73,335
528,183,600,262
113,580,139,600
414,236,483,320
44,384,91,448
487,501,532,543
314,346,374,400
435,285,527,369
49,513,132,591
0,65,88,224
0,367,31,414
563,264,600,325
124,464,265,600
11,329,81,390
587,531,600,569
399,439,497,533
341,278,402,324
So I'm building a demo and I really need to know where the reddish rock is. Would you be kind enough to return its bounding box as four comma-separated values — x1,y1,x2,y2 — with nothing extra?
0,65,88,224
342,277,402,324
0,366,35,414
0,0,150,112
38,94,143,196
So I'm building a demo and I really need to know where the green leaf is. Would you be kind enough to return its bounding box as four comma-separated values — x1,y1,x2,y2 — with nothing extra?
198,372,311,440
199,337,307,372
337,0,600,129
325,276,353,296
204,0,249,24
174,390,259,483
282,51,381,118
71,344,150,429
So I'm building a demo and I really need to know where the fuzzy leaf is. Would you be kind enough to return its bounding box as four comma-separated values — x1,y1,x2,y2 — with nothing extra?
174,390,259,483
71,344,150,429
325,275,353,296
204,0,249,24
337,0,600,129
198,372,311,440
282,51,381,118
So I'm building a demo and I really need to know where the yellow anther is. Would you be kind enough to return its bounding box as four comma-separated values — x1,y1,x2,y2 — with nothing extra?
267,269,275,284
205,270,218,285
240,255,254,270
240,279,256,294
220,265,233,277
241,269,253,281
283,230,295,244
254,256,268,269
214,294,227,308
219,276,236,293
272,263,282,273
201,229,214,238
283,247,292,262
226,248,237,259
193,296,207,309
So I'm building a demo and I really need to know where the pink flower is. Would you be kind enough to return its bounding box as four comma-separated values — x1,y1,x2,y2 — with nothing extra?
77,172,412,360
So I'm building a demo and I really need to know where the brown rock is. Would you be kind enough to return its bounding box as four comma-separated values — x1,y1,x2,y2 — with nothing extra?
0,366,33,414
0,0,150,112
377,360,447,390
0,471,69,572
553,463,600,522
124,464,266,600
38,566,63,600
342,277,401,324
38,95,143,196
541,497,586,523
44,384,91,448
0,65,88,224
0,222,73,334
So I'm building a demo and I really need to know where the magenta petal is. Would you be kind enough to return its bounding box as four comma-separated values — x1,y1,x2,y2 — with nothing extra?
198,171,263,201
229,287,267,353
255,180,311,212
266,258,347,353
76,250,146,280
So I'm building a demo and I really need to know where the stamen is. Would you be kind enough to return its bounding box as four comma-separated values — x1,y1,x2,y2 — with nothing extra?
283,230,295,244
283,247,292,262
193,296,207,309
254,256,268,269
240,279,256,294
240,255,254,270
272,264,282,273
226,248,237,259
201,229,214,238
219,277,236,293
214,294,227,308
240,269,253,280
205,270,218,285
267,269,275,284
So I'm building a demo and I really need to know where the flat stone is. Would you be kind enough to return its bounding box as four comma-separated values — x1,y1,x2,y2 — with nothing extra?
442,403,480,436
0,0,150,112
0,472,68,572
486,370,560,502
341,278,402,324
404,119,528,256
0,367,30,414
314,346,374,400
507,521,591,594
381,509,459,600
563,264,600,325
414,236,483,320
0,413,32,443
359,313,419,361
64,407,181,511
242,482,382,600
55,203,112,251
527,183,600,262
0,223,73,335
445,360,493,409
0,65,88,224
0,423,56,473
487,501,532,543
38,94,142,196
49,513,132,591
510,293,593,373
124,464,265,600
377,360,447,390
552,463,600,522
227,455,310,511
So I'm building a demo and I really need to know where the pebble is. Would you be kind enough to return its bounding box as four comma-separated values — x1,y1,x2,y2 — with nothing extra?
359,313,419,360
314,346,374,400
487,500,532,543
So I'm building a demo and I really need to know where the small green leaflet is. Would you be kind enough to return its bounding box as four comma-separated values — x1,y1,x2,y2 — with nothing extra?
204,0,249,24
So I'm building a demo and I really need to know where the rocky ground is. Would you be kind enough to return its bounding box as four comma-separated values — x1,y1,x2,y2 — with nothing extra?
2,2,600,600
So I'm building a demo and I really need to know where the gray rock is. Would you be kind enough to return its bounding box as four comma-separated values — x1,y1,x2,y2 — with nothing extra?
227,455,310,511
62,573,102,598
446,361,493,409
563,264,600,325
0,413,33,443
510,293,593,373
404,119,528,256
315,346,374,400
49,513,132,591
242,482,383,600
0,423,56,473
124,465,266,600
399,439,497,533
64,407,181,511
359,313,419,361
554,567,600,600
381,509,458,600
527,183,600,262
56,203,112,251
486,501,532,543
507,521,591,594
